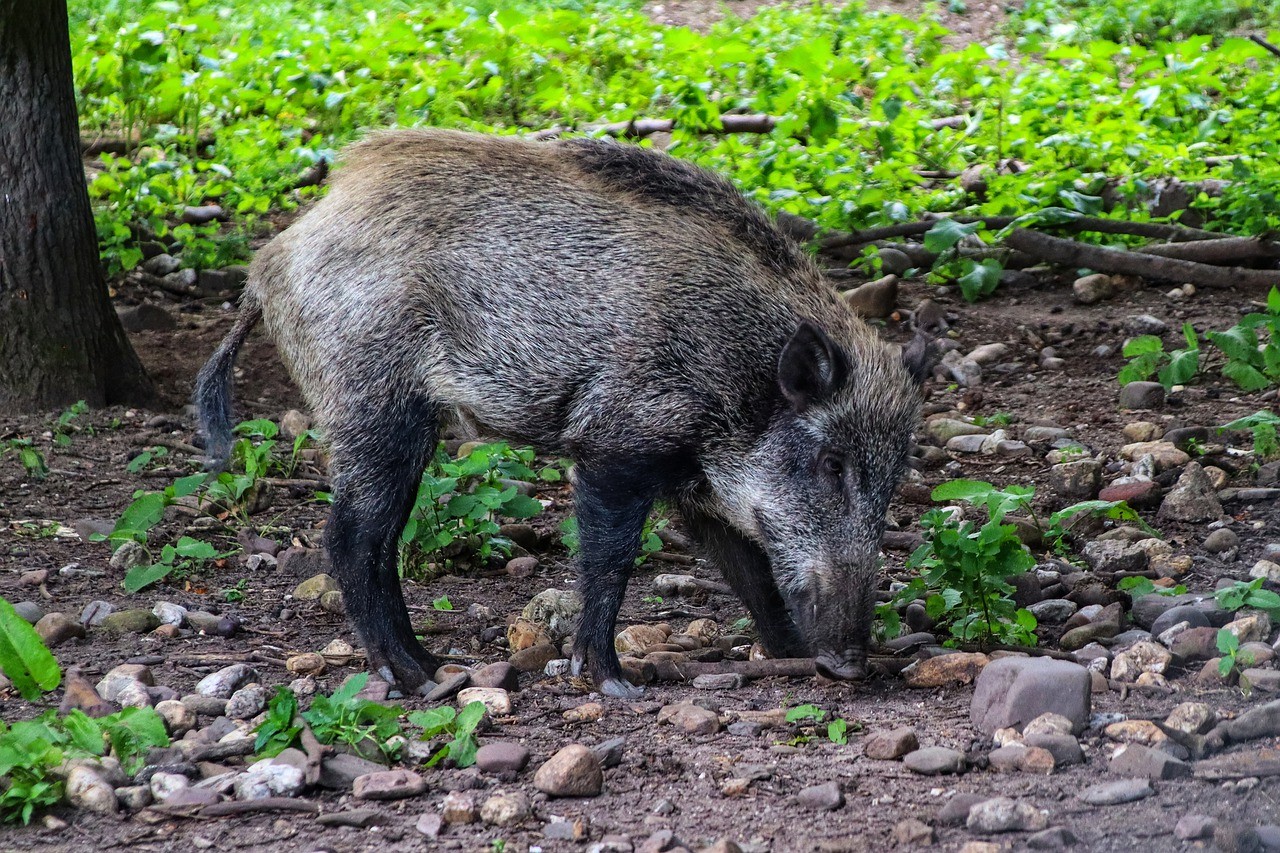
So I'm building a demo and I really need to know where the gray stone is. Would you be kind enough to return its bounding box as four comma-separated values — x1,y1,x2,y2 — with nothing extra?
936,792,989,826
1158,462,1224,522
925,418,987,443
352,769,427,800
1119,381,1165,410
35,612,86,647
1024,734,1084,766
151,601,187,626
79,600,114,626
1073,273,1114,304
1050,460,1102,499
842,275,898,320
233,761,305,800
98,609,160,634
96,664,154,702
1175,814,1216,840
902,746,965,775
1242,669,1280,693
966,797,1049,833
319,752,385,789
591,736,626,769
946,434,988,453
415,812,443,838
533,745,603,797
1081,538,1149,573
117,303,175,332
480,791,531,827
1108,744,1191,779
971,657,1091,735
12,601,44,623
195,664,258,699
691,673,746,690
1204,528,1240,554
224,684,268,719
1126,314,1168,335
863,727,919,760
475,742,531,774
149,772,191,803
109,540,148,571
292,573,338,600
1151,605,1211,637
1026,827,1078,849
797,781,843,811
1079,778,1153,805
1028,599,1077,624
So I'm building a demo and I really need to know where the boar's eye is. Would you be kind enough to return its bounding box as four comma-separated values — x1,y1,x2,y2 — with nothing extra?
819,451,845,479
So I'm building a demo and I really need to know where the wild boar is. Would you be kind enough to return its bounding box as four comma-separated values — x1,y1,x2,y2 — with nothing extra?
196,128,926,698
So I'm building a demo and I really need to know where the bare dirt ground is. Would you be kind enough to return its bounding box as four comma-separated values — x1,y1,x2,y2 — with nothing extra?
3,261,1280,851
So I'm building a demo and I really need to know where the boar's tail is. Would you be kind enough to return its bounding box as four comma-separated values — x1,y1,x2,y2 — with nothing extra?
194,295,263,470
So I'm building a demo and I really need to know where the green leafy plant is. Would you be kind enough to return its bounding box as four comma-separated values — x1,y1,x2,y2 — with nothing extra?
1216,628,1255,693
254,688,303,758
922,219,1004,303
2,439,47,480
1117,576,1186,598
897,482,1039,646
0,707,169,824
783,704,855,745
1214,578,1280,621
304,673,405,762
1118,323,1200,390
407,701,487,768
1205,288,1280,391
123,535,231,593
0,597,62,700
400,442,546,575
432,595,454,611
1219,411,1280,461
126,445,170,473
52,400,89,446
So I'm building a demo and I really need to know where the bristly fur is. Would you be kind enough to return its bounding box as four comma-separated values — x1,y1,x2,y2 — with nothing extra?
193,128,923,696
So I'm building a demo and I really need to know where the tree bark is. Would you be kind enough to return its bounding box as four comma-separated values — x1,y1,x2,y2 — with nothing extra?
0,0,153,414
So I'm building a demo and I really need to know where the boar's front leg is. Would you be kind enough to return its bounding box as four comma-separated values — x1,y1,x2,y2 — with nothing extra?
570,464,656,700
325,396,442,692
676,502,809,658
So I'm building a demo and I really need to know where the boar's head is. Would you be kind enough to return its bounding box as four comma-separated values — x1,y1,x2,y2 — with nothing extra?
718,320,925,680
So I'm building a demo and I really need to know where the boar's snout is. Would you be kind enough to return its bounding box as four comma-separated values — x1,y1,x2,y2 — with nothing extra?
815,648,869,681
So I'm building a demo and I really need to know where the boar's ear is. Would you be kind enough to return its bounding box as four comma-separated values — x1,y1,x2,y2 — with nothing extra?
900,329,936,386
778,321,848,412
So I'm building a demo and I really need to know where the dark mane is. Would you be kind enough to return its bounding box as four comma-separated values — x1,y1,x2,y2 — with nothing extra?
560,137,807,275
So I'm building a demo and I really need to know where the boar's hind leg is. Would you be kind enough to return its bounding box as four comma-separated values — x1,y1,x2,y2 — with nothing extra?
325,395,441,693
677,503,809,658
570,466,657,700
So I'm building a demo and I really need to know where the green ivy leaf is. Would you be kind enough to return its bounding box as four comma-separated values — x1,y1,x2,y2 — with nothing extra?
0,598,62,701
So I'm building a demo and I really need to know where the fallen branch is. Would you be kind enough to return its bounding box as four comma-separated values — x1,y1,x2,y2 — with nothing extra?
532,113,965,141
1135,236,1280,264
296,715,326,788
1003,227,1280,289
198,798,321,817
648,655,913,683
1250,34,1280,60
819,214,1231,252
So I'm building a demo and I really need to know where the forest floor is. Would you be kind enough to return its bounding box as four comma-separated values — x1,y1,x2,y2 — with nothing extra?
4,2,1280,851
3,256,1280,851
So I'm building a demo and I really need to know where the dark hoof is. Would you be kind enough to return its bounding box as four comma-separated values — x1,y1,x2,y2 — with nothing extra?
816,652,868,681
597,677,644,700
368,639,440,692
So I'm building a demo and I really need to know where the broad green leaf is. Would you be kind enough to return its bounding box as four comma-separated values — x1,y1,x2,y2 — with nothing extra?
930,479,996,503
0,598,62,701
1121,335,1164,358
123,562,174,594
785,704,826,723
174,537,218,559
922,219,982,254
1222,360,1270,392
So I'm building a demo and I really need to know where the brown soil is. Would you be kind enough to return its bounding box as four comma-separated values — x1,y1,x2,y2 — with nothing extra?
3,263,1279,852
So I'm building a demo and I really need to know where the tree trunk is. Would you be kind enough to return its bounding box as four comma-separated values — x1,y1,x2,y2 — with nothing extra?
0,0,153,415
